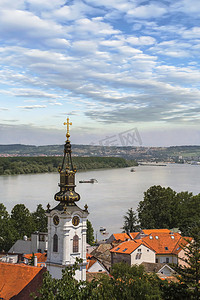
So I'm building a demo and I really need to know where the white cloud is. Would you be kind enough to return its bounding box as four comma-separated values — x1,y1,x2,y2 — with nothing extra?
127,4,167,19
0,0,200,146
127,36,156,46
18,105,47,109
182,27,200,39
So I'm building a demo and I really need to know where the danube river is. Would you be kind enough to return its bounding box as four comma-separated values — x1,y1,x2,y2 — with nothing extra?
0,164,200,238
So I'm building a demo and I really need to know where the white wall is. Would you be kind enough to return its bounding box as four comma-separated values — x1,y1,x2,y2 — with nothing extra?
88,261,108,273
131,245,155,265
46,206,88,281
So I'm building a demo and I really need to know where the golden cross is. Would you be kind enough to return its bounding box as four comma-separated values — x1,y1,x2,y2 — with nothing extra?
64,117,72,141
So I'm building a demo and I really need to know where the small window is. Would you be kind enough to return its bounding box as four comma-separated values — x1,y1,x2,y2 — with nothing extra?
147,249,149,252
138,248,141,252
73,235,79,253
166,258,169,263
171,235,175,239
155,236,159,239
53,234,58,252
115,247,120,251
149,236,153,239
156,258,158,263
122,248,128,252
136,253,142,259
39,234,45,242
165,247,168,250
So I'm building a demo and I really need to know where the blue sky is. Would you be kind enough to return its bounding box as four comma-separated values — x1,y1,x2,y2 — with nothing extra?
1,0,200,146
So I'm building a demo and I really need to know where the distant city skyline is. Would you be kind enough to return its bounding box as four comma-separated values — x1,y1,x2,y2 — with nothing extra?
0,0,200,146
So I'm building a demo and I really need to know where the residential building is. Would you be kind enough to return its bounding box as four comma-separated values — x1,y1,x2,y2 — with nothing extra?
9,232,48,254
0,262,45,300
110,240,155,265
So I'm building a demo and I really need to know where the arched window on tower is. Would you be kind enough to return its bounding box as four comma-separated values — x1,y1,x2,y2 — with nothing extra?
53,234,58,252
73,235,79,253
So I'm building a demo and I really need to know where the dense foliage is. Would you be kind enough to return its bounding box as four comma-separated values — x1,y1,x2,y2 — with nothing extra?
0,156,137,175
136,185,200,236
33,259,195,300
0,203,47,251
86,220,95,245
33,260,163,300
173,225,200,300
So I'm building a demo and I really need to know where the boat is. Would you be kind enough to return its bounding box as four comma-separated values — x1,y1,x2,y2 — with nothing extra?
130,168,135,172
79,178,98,183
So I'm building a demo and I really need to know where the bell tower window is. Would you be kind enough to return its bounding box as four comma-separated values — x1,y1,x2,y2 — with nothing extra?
53,234,58,252
73,235,79,253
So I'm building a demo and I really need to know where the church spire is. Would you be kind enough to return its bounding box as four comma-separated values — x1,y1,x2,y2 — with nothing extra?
54,117,80,204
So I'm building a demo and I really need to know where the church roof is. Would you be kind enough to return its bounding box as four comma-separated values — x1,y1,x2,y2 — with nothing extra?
0,262,45,300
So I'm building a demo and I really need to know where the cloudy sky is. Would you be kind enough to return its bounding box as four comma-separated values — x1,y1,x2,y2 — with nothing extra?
0,0,200,146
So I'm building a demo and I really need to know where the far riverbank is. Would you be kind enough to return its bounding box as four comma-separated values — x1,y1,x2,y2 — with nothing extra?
0,156,137,175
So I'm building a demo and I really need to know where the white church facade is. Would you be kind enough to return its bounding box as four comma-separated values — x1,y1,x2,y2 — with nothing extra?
46,118,89,281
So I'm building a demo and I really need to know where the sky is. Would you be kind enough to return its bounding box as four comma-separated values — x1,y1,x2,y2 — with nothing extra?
1,0,200,147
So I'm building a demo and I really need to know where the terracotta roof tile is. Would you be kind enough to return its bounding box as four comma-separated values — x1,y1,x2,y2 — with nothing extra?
129,232,139,239
113,233,130,241
24,253,47,263
142,229,171,235
86,259,97,270
0,262,42,300
110,240,147,254
141,232,184,254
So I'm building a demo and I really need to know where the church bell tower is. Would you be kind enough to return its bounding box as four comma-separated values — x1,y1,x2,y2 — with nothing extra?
46,118,89,281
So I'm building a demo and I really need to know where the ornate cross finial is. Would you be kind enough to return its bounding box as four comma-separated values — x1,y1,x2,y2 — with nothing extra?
64,117,72,141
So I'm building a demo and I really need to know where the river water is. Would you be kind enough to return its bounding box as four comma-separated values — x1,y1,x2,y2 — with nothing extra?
0,164,200,238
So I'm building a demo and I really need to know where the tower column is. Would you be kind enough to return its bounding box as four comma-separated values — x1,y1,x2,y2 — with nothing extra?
62,229,70,265
46,118,89,281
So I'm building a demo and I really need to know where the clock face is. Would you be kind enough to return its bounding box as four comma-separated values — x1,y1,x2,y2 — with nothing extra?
53,215,59,226
72,216,80,226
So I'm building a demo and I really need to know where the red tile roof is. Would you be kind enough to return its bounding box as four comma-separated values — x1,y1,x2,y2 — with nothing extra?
110,240,150,254
86,259,97,270
113,233,130,241
141,232,185,255
129,232,139,239
0,262,42,300
142,229,171,235
24,253,47,263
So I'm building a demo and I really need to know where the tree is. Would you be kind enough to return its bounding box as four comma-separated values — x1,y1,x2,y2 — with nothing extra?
33,260,162,300
32,204,47,232
86,220,94,245
0,203,9,220
173,225,200,300
177,193,200,236
11,204,36,238
137,185,177,229
0,203,18,251
122,208,140,233
32,258,90,300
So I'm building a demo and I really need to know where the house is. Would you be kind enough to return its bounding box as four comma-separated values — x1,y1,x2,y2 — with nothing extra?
157,264,175,277
109,229,192,267
0,262,46,300
9,232,48,254
90,243,112,271
141,261,176,279
110,240,155,266
0,254,18,264
106,233,130,243
87,257,109,273
140,231,188,264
